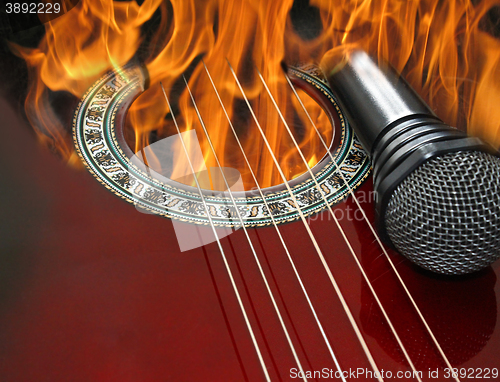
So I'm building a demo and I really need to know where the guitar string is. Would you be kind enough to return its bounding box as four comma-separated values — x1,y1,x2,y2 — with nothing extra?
201,60,347,382
226,59,384,382
255,66,422,381
284,71,460,382
181,75,309,382
160,83,272,382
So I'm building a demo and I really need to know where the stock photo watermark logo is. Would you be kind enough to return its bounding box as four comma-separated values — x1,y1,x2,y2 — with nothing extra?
130,129,378,251
305,190,378,223
130,130,248,252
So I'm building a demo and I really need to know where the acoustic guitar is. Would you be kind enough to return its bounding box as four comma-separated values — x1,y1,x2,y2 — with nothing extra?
0,51,499,382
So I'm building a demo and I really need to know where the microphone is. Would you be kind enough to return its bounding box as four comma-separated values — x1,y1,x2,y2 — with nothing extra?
321,49,500,275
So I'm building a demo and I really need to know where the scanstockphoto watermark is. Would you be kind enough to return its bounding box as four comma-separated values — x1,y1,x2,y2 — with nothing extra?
290,367,499,380
129,128,377,251
290,368,423,380
306,190,378,223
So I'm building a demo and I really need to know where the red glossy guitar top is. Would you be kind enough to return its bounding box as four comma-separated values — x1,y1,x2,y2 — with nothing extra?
0,95,499,381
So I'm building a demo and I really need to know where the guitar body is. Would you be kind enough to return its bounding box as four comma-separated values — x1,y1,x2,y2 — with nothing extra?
1,88,499,381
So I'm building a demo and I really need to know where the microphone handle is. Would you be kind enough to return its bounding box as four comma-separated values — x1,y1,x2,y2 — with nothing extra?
322,50,444,155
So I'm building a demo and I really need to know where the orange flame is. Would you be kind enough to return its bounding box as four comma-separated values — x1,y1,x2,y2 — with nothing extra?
10,0,500,188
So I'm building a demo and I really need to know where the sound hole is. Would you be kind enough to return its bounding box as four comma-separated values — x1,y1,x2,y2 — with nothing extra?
123,79,334,191
73,65,370,227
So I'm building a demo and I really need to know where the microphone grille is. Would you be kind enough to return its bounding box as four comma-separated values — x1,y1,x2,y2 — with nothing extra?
385,150,500,275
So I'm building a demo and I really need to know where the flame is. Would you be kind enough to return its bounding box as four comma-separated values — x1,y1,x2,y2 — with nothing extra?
10,0,500,188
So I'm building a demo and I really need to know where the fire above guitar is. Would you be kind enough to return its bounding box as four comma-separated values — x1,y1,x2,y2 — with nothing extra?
2,1,500,381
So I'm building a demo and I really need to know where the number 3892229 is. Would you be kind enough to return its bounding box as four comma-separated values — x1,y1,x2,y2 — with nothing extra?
5,3,61,14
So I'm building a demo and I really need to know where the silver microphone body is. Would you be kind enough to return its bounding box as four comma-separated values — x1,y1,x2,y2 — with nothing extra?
322,49,500,275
